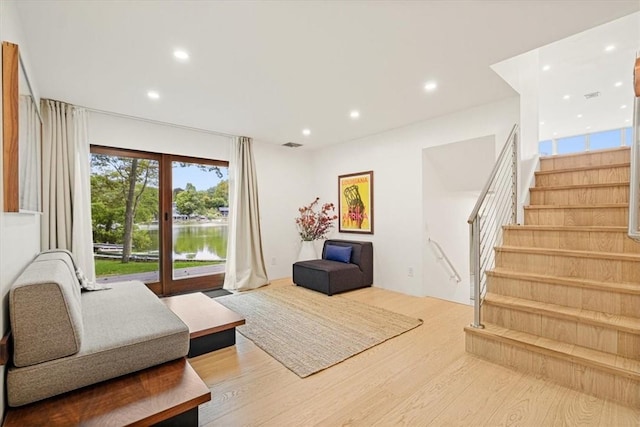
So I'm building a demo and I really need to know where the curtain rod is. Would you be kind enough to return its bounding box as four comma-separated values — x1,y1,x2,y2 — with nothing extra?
42,98,238,139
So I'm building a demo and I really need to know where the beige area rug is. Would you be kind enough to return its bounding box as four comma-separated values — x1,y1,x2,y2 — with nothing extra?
216,286,423,378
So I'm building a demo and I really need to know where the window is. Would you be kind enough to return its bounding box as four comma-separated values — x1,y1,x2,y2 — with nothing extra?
538,140,553,156
590,129,620,151
90,146,229,295
556,135,585,155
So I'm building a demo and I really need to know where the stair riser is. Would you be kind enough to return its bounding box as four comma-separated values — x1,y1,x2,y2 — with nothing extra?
524,207,627,226
487,275,640,318
529,186,629,205
502,228,640,253
465,332,640,407
495,251,640,283
540,150,630,171
535,166,630,187
483,304,640,359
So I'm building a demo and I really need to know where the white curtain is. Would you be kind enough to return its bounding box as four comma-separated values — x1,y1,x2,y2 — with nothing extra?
41,100,96,281
19,95,41,212
223,136,269,291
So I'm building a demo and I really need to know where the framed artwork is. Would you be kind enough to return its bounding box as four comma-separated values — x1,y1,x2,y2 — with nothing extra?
338,170,373,234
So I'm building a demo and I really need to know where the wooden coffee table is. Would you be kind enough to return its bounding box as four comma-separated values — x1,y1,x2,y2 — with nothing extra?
163,292,245,358
3,358,210,426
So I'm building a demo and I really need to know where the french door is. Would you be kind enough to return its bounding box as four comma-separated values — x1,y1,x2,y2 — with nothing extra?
90,146,228,295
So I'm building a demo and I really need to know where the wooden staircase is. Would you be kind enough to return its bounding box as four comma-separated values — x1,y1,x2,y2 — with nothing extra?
465,147,640,407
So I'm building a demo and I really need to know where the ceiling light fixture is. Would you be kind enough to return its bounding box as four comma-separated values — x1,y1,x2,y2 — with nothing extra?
147,90,160,100
604,44,616,52
577,114,583,118
302,128,311,136
621,105,627,109
553,132,558,136
540,121,545,125
614,81,623,87
562,94,570,100
423,81,437,92
350,110,360,119
586,126,591,130
542,65,551,71
173,50,189,61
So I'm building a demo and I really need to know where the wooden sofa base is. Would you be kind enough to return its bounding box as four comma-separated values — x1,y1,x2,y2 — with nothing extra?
3,358,211,427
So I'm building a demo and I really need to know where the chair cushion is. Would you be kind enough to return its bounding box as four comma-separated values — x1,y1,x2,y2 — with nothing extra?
324,244,352,263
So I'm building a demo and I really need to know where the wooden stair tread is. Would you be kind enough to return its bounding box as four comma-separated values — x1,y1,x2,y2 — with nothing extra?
464,323,640,380
503,225,628,232
539,147,630,161
524,204,627,210
488,269,640,295
484,293,640,333
529,182,629,191
535,162,630,176
496,245,640,261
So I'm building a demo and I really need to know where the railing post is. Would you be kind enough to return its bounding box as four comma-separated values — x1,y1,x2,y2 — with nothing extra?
470,218,483,328
511,132,518,224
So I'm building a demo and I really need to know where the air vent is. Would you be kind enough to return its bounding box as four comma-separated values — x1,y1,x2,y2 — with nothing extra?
282,142,303,148
584,91,600,99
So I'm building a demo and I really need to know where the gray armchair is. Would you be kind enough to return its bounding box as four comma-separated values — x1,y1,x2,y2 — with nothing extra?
293,239,373,296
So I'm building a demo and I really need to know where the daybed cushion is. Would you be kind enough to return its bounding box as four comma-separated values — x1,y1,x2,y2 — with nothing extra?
7,280,189,407
10,253,84,368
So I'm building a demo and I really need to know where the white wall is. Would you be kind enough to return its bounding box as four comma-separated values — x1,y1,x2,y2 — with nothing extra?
310,97,519,297
88,112,313,281
422,135,495,304
0,0,43,419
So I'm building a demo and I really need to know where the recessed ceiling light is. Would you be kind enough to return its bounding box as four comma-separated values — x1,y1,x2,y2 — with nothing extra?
621,105,627,109
147,90,160,100
604,44,616,52
614,81,623,87
173,50,189,61
302,128,311,136
586,126,591,130
553,132,558,136
423,81,437,92
542,65,551,71
562,94,570,100
577,114,583,118
540,121,545,125
350,110,360,119
626,119,631,122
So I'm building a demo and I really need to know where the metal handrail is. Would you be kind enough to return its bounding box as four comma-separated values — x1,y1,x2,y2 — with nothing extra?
628,60,640,241
428,238,461,283
468,124,518,328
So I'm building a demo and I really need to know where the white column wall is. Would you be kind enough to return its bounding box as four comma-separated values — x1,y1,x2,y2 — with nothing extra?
310,97,519,297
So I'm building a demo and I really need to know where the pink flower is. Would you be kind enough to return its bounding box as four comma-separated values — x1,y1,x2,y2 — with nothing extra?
295,197,338,241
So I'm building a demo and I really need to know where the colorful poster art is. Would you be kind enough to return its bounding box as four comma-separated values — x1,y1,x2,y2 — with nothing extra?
338,171,373,234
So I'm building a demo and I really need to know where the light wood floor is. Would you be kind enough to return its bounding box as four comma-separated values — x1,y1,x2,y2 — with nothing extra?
190,279,639,426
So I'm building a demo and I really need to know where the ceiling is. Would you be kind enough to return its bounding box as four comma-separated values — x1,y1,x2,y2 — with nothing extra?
13,1,640,148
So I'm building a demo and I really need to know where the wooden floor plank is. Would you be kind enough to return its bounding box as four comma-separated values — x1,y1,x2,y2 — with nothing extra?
189,280,639,426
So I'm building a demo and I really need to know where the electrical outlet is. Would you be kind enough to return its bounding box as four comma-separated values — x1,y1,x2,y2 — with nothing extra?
407,267,414,277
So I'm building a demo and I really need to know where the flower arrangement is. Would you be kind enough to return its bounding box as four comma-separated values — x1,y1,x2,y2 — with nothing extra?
296,197,338,241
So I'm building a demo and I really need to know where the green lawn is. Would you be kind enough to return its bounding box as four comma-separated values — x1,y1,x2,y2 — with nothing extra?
95,259,223,277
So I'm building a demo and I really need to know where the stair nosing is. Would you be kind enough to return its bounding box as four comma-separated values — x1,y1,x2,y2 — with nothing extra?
529,182,630,192
496,245,640,261
535,162,630,176
465,323,640,380
484,293,640,334
488,269,640,295
503,225,628,232
539,147,630,161
524,203,627,209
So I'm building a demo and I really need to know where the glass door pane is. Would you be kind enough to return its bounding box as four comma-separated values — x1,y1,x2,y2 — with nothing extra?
170,160,228,289
90,152,160,285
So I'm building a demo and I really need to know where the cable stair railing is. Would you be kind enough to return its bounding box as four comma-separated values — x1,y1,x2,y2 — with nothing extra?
468,124,518,328
627,56,640,241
